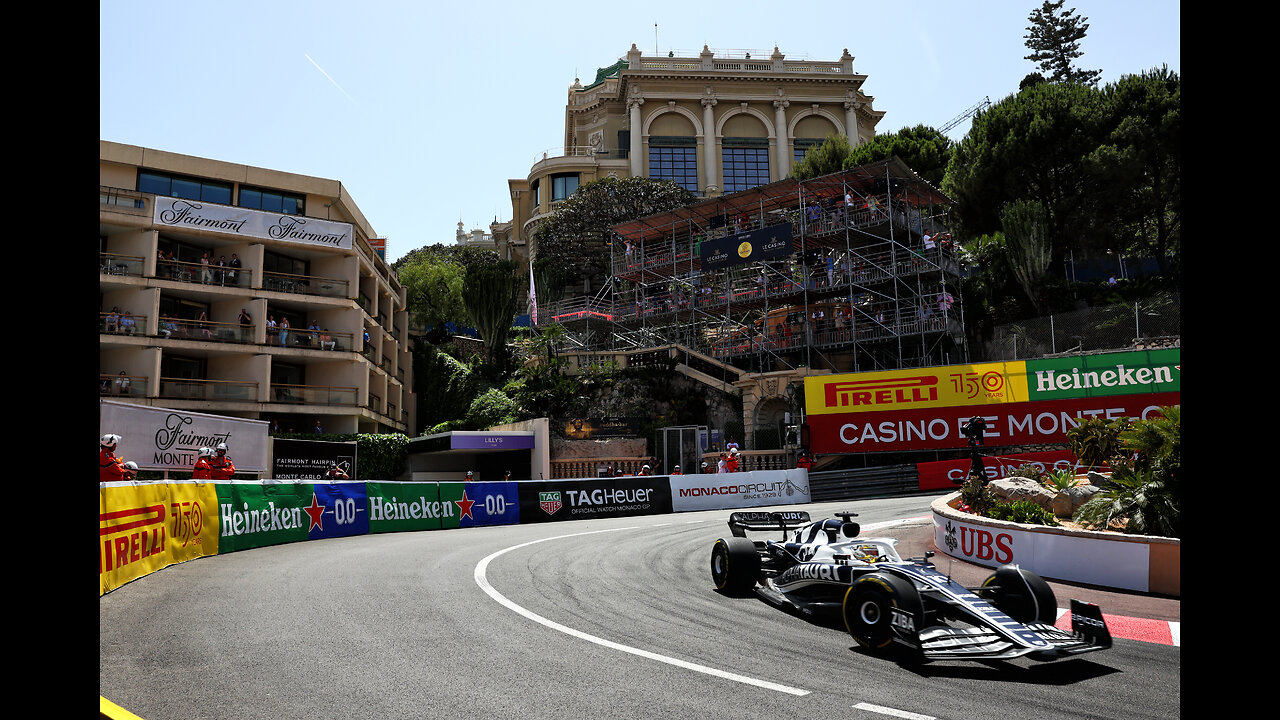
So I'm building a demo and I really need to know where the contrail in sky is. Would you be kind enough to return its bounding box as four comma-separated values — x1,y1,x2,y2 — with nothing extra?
304,53,355,103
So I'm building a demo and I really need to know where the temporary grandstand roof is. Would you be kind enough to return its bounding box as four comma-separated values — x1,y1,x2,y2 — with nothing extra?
611,156,952,242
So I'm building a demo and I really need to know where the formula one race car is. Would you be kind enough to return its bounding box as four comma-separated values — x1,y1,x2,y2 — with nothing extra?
710,510,1111,663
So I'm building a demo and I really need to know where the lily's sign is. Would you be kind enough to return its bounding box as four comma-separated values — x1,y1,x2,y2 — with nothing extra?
153,196,353,250
805,350,1179,454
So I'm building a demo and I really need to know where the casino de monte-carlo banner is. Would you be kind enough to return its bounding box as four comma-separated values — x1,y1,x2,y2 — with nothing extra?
152,195,353,250
804,349,1179,454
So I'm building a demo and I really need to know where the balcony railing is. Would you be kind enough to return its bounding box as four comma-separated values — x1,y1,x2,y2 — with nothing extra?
100,374,147,397
159,378,258,402
101,312,146,335
158,316,253,343
157,259,252,288
270,383,358,406
263,271,348,298
270,327,353,351
101,252,145,277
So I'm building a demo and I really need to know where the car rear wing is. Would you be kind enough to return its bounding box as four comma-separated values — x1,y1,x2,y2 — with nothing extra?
727,510,811,538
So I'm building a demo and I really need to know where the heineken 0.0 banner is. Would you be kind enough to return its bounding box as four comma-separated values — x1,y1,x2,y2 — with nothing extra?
365,481,519,533
215,481,368,553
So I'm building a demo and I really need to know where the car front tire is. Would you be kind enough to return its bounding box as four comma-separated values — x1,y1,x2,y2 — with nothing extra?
711,537,760,596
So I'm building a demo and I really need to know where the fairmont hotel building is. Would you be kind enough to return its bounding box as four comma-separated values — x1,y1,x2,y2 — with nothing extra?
99,141,415,435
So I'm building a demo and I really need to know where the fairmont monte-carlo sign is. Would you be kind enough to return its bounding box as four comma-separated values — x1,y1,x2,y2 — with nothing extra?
152,197,353,250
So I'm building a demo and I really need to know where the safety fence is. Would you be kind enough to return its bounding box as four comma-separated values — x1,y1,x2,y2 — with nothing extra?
100,469,811,595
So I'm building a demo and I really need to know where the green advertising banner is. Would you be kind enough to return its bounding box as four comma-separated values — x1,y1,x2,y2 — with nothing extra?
366,482,449,533
215,482,313,553
1024,349,1180,401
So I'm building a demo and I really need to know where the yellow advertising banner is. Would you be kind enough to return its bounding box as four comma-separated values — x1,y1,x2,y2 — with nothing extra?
99,482,220,595
805,360,1032,416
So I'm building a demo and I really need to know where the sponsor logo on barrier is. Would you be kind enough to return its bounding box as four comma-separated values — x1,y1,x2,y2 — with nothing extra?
100,504,167,573
220,502,305,537
540,491,562,516
369,495,457,521
943,520,1014,564
823,376,939,409
678,479,807,499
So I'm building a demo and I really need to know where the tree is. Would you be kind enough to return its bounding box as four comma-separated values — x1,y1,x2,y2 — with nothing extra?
461,260,520,371
791,132,854,180
531,176,695,290
999,199,1053,314
396,254,466,345
1024,0,1101,86
943,80,1107,269
1087,66,1181,277
845,124,953,187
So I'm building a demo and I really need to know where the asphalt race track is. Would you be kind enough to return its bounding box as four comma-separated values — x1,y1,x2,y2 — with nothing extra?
100,496,1181,719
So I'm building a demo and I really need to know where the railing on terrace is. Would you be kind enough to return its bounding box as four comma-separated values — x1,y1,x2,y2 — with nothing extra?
101,252,146,277
159,378,258,402
100,311,147,335
268,326,352,351
99,374,147,397
157,316,252,343
263,271,348,298
157,259,252,288
100,186,147,210
270,384,359,406
369,393,381,412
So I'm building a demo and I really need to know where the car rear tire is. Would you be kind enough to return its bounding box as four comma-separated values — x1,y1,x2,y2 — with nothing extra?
843,573,921,652
980,565,1057,624
711,537,760,596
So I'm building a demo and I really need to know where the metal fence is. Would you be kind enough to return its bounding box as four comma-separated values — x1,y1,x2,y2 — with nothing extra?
983,293,1180,361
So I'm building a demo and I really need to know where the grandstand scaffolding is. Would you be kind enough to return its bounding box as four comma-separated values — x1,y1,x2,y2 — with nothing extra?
537,157,968,377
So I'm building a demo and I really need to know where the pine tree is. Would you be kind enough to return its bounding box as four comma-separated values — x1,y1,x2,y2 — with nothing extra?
1023,0,1102,86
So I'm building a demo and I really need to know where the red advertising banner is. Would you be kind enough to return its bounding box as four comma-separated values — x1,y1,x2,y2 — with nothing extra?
915,450,1102,491
809,391,1179,455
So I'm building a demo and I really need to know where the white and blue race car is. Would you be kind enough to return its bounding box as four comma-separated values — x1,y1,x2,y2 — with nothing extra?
710,510,1111,663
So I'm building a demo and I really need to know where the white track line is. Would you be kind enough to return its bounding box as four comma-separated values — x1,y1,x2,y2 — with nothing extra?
853,702,936,719
474,527,811,696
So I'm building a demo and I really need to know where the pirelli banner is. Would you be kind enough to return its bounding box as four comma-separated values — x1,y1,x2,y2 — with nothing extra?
100,481,221,595
805,349,1180,454
699,222,794,271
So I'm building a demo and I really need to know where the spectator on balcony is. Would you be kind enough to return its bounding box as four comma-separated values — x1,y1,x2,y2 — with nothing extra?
104,306,121,333
113,371,131,396
228,253,241,285
216,255,229,285
238,308,252,332
196,311,214,340
161,318,179,339
119,311,137,335
279,317,291,346
308,321,321,347
320,329,335,351
313,420,324,434
266,315,278,343
200,251,212,284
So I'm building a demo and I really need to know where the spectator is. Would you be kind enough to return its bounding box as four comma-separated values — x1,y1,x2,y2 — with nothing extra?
320,329,335,351
465,470,474,482
671,465,682,476
113,371,131,396
796,452,813,470
700,461,710,474
104,306,121,333
267,315,278,343
119,311,136,335
200,251,212,284
100,434,127,482
313,420,323,434
195,311,214,340
279,316,290,346
637,464,651,476
209,443,236,480
717,453,728,474
228,253,241,285
725,449,740,473
326,464,349,480
192,447,214,480
308,321,321,346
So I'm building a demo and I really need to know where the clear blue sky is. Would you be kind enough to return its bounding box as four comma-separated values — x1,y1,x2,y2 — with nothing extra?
100,1,1179,265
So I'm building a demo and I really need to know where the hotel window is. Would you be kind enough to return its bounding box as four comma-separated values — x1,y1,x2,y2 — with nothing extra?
551,173,579,201
648,137,698,193
264,251,308,278
239,186,304,215
721,139,770,193
793,139,823,167
531,179,541,208
138,171,232,205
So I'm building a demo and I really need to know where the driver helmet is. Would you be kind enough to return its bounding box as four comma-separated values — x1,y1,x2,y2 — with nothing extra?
101,433,121,448
198,447,214,458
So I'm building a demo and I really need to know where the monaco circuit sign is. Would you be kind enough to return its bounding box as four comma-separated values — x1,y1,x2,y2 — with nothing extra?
804,349,1179,454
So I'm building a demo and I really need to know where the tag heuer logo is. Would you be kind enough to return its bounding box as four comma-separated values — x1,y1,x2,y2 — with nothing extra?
539,491,562,516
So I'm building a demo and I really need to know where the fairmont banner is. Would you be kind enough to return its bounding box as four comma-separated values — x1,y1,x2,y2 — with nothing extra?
152,196,354,250
100,400,269,473
699,222,794,270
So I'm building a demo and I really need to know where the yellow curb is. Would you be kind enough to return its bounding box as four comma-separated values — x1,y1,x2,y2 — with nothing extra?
100,696,145,720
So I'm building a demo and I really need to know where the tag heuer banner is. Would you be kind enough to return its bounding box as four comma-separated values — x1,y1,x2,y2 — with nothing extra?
517,477,673,522
699,222,794,271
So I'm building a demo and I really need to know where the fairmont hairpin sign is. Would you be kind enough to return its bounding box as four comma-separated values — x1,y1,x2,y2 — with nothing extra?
153,197,353,250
